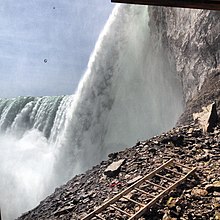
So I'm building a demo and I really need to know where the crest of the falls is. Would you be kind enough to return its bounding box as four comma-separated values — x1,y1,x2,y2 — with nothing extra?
0,95,74,220
0,96,73,140
0,4,183,220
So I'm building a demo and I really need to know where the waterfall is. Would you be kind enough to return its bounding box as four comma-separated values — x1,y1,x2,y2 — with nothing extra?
55,4,183,176
0,95,74,220
0,4,183,220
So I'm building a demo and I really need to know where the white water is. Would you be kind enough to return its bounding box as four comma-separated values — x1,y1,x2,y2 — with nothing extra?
0,4,183,220
0,96,74,220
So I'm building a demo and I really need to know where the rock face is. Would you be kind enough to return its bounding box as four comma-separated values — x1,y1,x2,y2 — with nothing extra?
148,7,220,103
177,69,220,125
193,102,218,132
148,7,220,125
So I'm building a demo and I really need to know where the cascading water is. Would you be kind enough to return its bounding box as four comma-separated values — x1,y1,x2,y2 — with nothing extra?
0,95,74,220
55,4,183,177
0,4,183,220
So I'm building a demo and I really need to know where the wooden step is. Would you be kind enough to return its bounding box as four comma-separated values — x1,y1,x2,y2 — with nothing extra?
81,159,196,220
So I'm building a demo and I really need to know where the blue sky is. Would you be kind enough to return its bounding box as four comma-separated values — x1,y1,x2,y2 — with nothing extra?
0,0,113,98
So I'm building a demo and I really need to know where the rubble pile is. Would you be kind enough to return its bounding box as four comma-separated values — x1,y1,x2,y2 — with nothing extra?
17,118,220,220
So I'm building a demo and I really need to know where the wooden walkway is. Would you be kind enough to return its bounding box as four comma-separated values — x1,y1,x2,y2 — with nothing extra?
111,0,220,11
82,159,196,220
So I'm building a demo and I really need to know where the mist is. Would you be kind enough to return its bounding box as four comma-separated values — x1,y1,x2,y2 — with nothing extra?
0,132,55,219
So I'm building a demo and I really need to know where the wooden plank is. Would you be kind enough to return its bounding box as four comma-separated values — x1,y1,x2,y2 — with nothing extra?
164,167,184,177
144,180,166,190
128,167,197,220
135,187,155,198
110,204,132,216
174,162,192,170
82,159,196,220
122,196,145,206
82,159,173,220
111,0,220,11
95,214,105,220
155,174,176,183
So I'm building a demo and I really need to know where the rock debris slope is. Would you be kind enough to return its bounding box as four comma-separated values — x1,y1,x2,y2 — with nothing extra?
17,121,220,220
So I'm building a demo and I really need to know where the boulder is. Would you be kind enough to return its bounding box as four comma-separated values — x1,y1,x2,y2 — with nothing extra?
193,102,218,132
104,159,125,177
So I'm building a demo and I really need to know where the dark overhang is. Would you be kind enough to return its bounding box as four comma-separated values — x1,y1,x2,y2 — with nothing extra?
111,0,220,10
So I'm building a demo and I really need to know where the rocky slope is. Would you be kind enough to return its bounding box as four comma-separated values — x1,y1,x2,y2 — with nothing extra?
17,122,220,220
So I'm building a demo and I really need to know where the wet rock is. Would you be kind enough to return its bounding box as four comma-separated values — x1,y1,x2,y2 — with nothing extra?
161,135,184,146
162,209,176,220
196,154,210,162
108,152,118,160
104,159,125,177
17,121,220,220
205,181,220,192
193,102,218,133
213,191,220,198
54,206,74,216
191,187,208,197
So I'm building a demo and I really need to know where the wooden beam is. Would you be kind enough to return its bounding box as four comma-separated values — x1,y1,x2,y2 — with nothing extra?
111,0,220,11
81,159,196,220
128,167,197,220
81,159,174,220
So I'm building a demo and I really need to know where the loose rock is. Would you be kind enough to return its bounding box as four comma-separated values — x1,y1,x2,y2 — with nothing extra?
104,159,125,177
193,102,218,132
